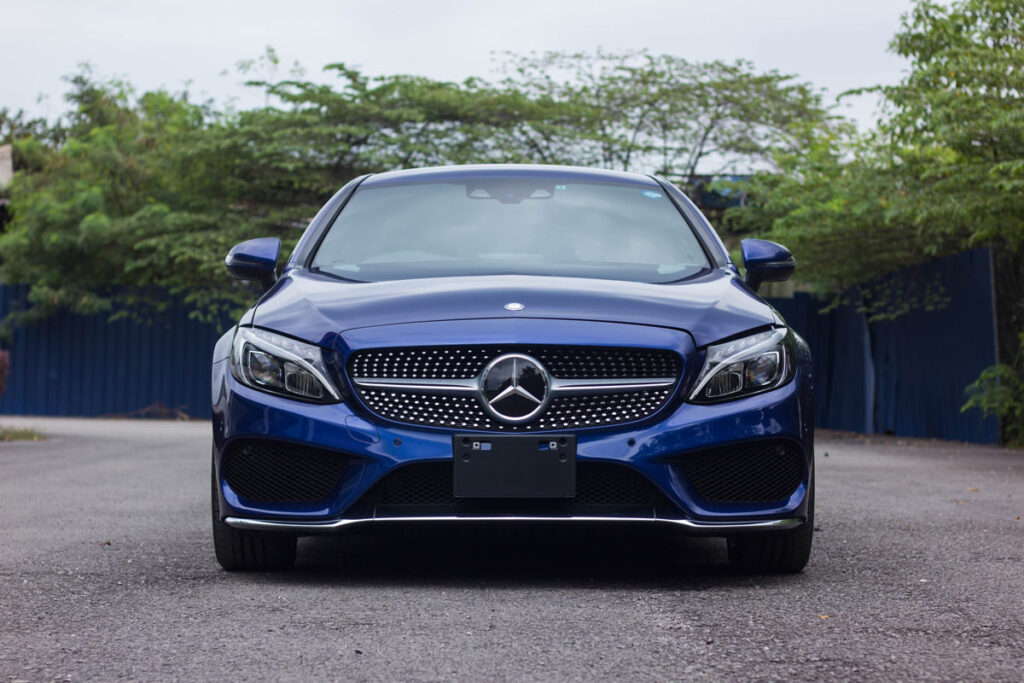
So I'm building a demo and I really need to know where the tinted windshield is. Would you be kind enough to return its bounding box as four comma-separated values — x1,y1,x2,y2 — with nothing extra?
311,177,710,283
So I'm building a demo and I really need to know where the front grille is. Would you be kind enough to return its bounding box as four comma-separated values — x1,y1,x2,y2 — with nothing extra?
221,439,350,504
357,387,674,432
349,345,682,432
672,440,805,503
358,461,674,508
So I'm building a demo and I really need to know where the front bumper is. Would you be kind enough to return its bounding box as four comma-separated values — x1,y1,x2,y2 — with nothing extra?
212,355,814,533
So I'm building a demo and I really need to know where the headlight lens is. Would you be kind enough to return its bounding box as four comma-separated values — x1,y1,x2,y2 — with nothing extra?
230,327,340,403
689,328,790,403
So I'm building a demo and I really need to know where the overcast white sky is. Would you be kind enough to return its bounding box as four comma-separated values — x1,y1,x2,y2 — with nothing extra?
2,0,915,128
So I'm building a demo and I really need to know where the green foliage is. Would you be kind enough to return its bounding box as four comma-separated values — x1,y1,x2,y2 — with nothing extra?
0,71,279,329
962,334,1024,446
719,0,1024,441
880,0,1024,249
726,0,1024,310
0,53,831,329
498,50,830,184
0,426,45,442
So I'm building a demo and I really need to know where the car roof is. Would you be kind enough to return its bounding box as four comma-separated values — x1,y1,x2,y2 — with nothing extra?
361,164,660,187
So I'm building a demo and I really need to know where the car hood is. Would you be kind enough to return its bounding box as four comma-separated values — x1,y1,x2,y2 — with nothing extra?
252,269,776,348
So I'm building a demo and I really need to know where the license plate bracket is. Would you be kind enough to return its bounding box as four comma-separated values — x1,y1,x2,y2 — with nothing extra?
452,434,576,498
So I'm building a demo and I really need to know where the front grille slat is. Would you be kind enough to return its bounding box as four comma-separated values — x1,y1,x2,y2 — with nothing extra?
673,440,805,503
349,345,681,431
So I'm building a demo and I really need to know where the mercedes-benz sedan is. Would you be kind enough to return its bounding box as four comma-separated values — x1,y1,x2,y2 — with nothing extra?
211,164,814,573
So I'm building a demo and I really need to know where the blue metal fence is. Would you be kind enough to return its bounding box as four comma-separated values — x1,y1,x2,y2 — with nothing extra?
0,285,228,419
772,248,999,443
0,248,1002,442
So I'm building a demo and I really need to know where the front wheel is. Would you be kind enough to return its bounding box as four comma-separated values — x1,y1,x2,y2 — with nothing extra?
211,459,296,571
727,476,814,574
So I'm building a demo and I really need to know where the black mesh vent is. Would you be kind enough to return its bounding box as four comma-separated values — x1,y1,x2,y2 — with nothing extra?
222,439,350,504
349,345,681,380
363,462,455,506
673,440,805,503
576,462,673,506
359,461,672,507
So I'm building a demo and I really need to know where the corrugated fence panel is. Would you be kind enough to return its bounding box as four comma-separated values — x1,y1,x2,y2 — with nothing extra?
0,285,228,419
867,249,998,443
0,248,1003,442
766,247,999,443
770,295,874,433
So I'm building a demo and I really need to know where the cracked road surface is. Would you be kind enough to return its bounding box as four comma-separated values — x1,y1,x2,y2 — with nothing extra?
1,418,1022,681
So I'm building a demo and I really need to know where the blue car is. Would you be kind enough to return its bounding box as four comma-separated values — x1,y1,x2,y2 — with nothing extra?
210,165,814,573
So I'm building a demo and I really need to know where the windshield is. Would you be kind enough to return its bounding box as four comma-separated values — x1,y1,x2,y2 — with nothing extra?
311,177,710,283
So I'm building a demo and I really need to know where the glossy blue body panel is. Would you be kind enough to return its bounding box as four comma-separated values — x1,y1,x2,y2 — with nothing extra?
740,238,796,293
251,268,774,349
225,237,281,290
212,165,815,533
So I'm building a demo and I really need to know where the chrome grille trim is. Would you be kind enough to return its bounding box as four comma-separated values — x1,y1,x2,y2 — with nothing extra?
351,376,678,393
353,377,478,393
549,377,677,393
349,346,681,380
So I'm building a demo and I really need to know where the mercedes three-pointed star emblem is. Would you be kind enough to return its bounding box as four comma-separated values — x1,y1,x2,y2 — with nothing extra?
478,353,551,423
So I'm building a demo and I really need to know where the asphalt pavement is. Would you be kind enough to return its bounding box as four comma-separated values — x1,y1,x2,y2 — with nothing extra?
1,417,1022,681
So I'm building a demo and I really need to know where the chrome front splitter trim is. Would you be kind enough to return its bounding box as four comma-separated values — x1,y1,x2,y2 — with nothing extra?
224,515,802,534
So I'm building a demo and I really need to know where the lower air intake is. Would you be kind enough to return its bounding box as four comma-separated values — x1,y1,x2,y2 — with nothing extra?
221,439,350,504
673,440,805,503
358,461,673,508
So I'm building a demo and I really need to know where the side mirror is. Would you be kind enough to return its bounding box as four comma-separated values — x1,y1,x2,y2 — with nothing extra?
741,238,795,293
225,237,280,292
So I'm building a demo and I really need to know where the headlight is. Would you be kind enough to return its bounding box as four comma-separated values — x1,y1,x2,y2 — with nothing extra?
689,328,791,403
230,327,340,403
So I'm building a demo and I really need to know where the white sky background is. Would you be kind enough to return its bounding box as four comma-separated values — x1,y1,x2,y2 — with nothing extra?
2,0,913,130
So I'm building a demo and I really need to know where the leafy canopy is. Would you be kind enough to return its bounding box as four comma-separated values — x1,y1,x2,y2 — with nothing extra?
727,0,1024,308
0,51,830,328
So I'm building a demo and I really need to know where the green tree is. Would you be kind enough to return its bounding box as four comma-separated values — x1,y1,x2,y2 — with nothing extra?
2,52,832,330
726,0,1024,438
498,50,832,186
731,0,1024,278
0,70,302,328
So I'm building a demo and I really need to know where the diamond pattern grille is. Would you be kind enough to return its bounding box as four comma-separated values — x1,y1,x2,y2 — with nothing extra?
357,388,674,432
349,345,681,431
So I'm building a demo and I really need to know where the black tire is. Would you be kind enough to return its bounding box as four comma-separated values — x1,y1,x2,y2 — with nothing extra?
727,475,814,574
211,460,297,571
